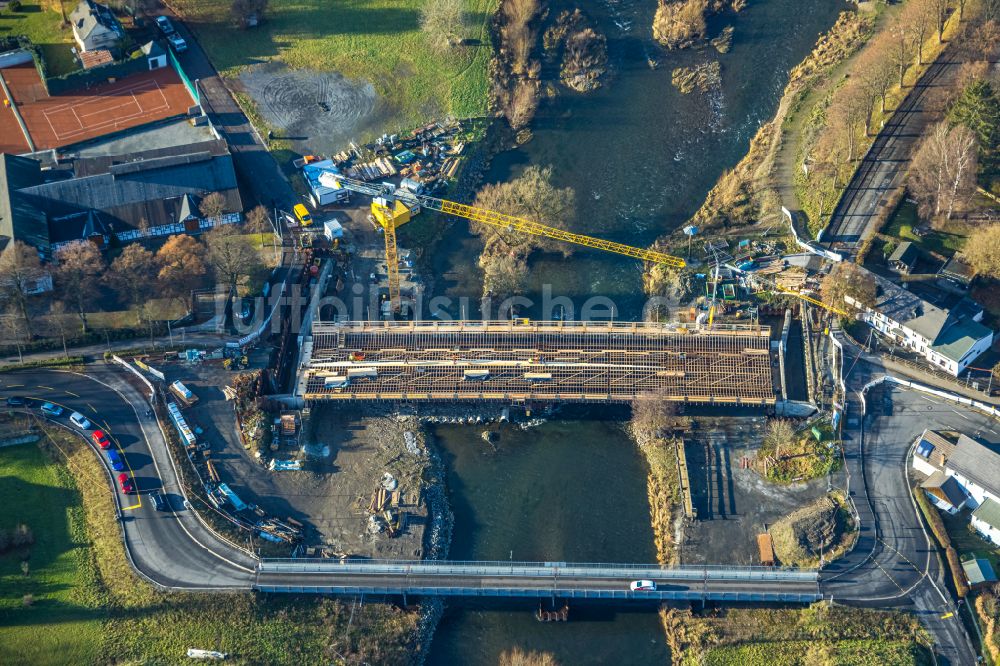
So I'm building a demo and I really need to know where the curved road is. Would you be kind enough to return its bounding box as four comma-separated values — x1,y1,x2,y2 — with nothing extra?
821,347,982,665
0,365,256,589
0,362,981,662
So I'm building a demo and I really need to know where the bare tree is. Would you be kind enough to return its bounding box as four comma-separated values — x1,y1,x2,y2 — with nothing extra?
888,21,916,88
908,121,978,223
473,165,576,256
821,262,877,310
53,240,105,333
961,224,1000,278
827,78,871,161
244,205,271,243
156,234,208,313
479,251,528,301
204,225,263,301
764,419,796,459
0,241,47,338
105,244,157,324
199,192,227,221
631,390,678,441
420,0,467,53
860,43,897,115
907,0,937,65
929,0,950,42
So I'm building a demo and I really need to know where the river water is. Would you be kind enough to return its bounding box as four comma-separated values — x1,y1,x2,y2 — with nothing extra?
420,0,847,662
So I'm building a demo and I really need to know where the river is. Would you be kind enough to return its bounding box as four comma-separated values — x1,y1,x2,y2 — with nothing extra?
420,0,847,662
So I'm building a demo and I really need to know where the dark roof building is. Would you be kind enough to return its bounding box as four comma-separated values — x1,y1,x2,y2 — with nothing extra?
939,255,975,287
0,153,49,254
0,140,242,254
888,241,919,274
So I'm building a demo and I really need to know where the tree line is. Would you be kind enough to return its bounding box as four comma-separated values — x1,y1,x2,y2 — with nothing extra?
0,204,272,346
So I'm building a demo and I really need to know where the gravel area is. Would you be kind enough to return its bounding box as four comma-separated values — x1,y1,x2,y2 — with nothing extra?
680,415,834,566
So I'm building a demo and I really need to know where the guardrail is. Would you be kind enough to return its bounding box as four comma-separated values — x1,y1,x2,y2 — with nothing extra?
110,354,154,402
259,559,818,581
254,584,821,602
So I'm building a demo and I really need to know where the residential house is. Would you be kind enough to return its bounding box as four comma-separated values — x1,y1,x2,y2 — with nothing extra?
939,255,975,289
971,499,1000,547
69,0,124,54
846,271,994,376
0,140,243,256
888,241,919,274
912,429,1000,546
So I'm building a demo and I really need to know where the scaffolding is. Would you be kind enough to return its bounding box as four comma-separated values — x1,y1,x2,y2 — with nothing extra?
299,320,776,404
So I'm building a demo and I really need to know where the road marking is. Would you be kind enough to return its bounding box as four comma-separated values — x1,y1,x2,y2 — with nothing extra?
36,385,55,391
7,384,24,388
88,403,97,414
65,390,79,397
920,395,940,405
950,409,970,421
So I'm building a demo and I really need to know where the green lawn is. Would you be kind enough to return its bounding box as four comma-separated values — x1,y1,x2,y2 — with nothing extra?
0,442,104,665
1,428,420,665
171,0,496,126
0,3,78,76
942,509,1000,575
884,201,973,258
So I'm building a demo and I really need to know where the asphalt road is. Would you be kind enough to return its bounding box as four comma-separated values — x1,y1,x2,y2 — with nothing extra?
822,51,959,254
0,365,256,589
821,348,986,665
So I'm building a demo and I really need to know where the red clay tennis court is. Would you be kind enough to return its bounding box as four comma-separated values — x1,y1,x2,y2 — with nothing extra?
0,64,192,153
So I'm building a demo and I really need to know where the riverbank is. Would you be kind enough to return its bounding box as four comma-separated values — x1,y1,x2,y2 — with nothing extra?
0,424,423,664
648,6,875,264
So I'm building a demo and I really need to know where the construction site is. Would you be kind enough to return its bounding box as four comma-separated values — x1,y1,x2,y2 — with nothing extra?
295,319,776,404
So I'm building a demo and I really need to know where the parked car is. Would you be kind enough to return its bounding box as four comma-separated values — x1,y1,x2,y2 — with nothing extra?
155,15,175,34
70,412,91,429
167,33,187,52
6,396,25,407
150,492,167,512
92,430,111,449
118,473,135,494
629,580,656,592
106,449,126,472
40,402,63,417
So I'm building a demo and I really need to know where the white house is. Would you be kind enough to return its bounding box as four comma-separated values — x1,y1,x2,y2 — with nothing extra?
846,271,994,377
972,500,1000,546
912,429,1000,546
69,0,124,54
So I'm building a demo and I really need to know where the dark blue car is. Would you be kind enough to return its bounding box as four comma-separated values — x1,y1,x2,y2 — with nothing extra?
106,449,126,472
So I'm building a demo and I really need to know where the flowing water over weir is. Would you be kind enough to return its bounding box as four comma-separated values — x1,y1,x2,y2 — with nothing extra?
421,0,848,661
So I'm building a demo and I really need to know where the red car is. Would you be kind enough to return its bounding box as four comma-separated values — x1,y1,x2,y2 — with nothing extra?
117,473,134,494
92,430,110,449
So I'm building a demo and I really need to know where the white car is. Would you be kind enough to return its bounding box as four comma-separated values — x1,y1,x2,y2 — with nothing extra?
167,33,187,53
629,580,656,592
69,412,91,430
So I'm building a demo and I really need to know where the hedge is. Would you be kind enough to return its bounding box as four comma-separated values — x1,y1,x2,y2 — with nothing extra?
913,485,970,598
43,55,148,95
0,357,85,373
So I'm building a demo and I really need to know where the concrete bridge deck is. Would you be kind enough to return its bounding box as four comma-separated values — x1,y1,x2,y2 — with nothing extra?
255,559,821,602
297,320,777,404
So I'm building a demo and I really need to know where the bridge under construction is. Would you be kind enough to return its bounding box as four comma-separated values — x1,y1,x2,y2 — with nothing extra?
296,320,776,404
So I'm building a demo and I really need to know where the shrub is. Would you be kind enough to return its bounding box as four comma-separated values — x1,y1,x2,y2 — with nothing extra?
945,546,969,598
22,594,33,607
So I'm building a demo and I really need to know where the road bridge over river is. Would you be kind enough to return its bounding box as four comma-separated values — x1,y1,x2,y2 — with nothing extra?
296,320,777,404
255,559,820,602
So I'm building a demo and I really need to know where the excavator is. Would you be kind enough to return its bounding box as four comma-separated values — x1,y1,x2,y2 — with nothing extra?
329,176,847,319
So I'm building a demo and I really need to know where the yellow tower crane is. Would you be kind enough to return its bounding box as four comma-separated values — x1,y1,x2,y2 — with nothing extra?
331,176,848,318
333,177,686,311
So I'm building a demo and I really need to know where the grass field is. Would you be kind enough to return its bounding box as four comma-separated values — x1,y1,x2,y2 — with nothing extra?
702,639,931,666
171,0,497,127
0,426,420,665
884,201,973,258
0,3,77,76
669,604,932,666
